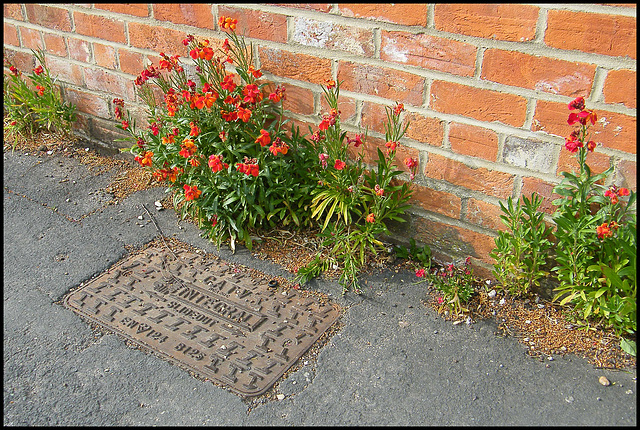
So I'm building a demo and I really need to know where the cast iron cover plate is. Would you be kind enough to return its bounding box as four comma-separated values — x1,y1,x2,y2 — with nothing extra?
64,246,340,396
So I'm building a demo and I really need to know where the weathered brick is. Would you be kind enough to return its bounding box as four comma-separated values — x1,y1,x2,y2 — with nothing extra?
404,113,444,147
338,62,424,107
43,32,68,57
93,42,118,69
410,184,462,219
258,46,332,86
481,49,596,97
269,4,332,13
73,11,127,45
449,122,499,162
118,49,144,76
434,4,539,42
533,100,637,154
614,159,636,191
44,55,84,86
556,145,611,176
424,152,515,199
320,93,357,123
128,22,189,56
466,198,507,232
24,4,72,32
381,31,476,77
83,67,135,100
292,17,375,57
603,69,636,109
4,23,19,47
153,4,213,29
64,87,110,118
19,26,43,50
545,10,636,59
3,49,35,72
412,216,498,266
281,84,315,116
67,37,92,63
4,3,24,20
502,135,556,173
94,3,149,17
520,176,560,215
360,101,391,135
218,6,288,43
338,3,428,26
430,80,528,127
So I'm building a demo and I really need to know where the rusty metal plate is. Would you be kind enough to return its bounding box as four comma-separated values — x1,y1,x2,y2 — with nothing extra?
64,246,340,396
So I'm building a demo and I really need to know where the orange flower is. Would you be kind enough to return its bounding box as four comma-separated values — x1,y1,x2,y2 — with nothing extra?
374,184,384,196
269,138,289,156
248,65,262,78
208,154,228,173
218,16,238,31
243,84,262,104
183,184,202,201
255,129,271,147
385,141,398,153
189,121,200,137
135,151,154,167
596,222,612,239
366,213,375,223
221,74,236,92
326,79,336,89
162,134,175,145
179,138,197,158
188,157,200,167
236,107,252,123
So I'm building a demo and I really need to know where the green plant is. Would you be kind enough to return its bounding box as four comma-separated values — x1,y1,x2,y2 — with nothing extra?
3,49,76,144
116,17,318,251
295,81,418,294
417,257,475,317
490,193,552,297
551,96,636,351
395,238,431,269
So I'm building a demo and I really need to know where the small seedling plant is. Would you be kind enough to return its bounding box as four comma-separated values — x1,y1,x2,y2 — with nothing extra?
416,257,476,317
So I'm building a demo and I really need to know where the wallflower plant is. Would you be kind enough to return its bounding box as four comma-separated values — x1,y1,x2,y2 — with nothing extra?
3,49,76,145
116,18,318,251
416,257,476,317
295,81,417,294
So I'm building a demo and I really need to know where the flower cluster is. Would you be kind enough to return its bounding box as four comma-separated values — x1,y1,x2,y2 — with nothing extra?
603,184,630,205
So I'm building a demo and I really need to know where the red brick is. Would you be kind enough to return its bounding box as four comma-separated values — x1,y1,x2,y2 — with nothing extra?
153,4,213,29
410,184,462,219
338,62,425,107
19,26,43,50
603,69,636,109
557,147,611,176
360,102,392,135
545,10,636,59
67,37,92,63
320,93,357,123
44,55,84,86
3,49,35,72
258,47,332,86
520,176,560,215
430,80,528,127
615,159,636,192
4,23,19,47
381,31,477,77
338,4,428,26
413,217,498,266
466,198,507,232
43,32,67,57
280,84,315,116
94,3,149,17
83,67,135,100
64,87,110,118
218,6,288,43
73,11,127,45
435,4,539,42
118,49,144,75
449,122,499,162
93,43,118,70
533,100,636,154
481,49,596,97
128,22,190,56
292,16,375,57
4,4,23,20
405,113,444,147
424,152,515,199
24,4,72,32
347,136,420,175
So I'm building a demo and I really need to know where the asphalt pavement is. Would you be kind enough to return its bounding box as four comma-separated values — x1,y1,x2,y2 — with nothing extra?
3,148,637,426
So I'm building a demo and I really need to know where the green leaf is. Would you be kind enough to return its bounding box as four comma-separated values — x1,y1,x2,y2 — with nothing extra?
620,338,636,357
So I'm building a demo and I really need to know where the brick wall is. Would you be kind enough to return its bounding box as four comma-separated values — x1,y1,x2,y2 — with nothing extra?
4,4,637,275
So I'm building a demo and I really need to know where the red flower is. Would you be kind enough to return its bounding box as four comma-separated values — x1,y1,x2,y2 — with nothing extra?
374,184,384,196
179,139,197,158
33,65,44,76
596,222,613,239
189,122,200,137
334,159,346,170
208,154,228,173
236,107,252,123
247,65,262,78
568,96,585,111
326,79,336,89
416,268,426,278
564,135,582,153
121,120,129,130
255,129,271,147
348,134,364,147
269,138,289,156
188,157,200,167
393,102,405,116
35,85,45,96
9,65,19,76
366,213,375,223
221,74,237,92
319,153,329,169
236,162,259,177
183,184,202,201
135,151,153,167
385,141,398,153
243,84,261,104
587,140,596,152
618,187,630,196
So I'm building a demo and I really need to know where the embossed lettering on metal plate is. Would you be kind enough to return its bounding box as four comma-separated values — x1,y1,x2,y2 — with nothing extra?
64,247,340,396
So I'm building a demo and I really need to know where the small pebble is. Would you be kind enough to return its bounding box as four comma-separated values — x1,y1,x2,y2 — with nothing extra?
276,394,285,400
47,150,53,155
499,298,506,305
525,320,531,324
488,289,497,298
626,390,633,395
547,356,554,361
537,304,545,309
599,376,610,386
565,396,574,403
138,215,144,220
